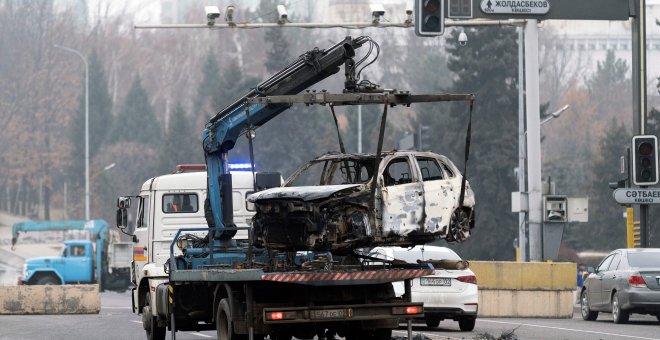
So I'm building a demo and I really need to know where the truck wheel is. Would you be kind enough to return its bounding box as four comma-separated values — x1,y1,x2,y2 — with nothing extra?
458,316,476,331
425,316,441,328
216,298,247,340
142,292,166,340
35,275,60,285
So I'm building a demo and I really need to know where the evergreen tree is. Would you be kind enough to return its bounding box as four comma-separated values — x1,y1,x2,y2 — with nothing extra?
427,27,519,260
158,104,199,173
194,51,223,116
571,121,630,250
109,75,161,145
69,49,113,185
259,0,291,73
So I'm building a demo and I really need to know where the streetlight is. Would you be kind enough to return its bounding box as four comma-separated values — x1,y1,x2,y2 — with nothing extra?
54,44,89,221
518,104,569,261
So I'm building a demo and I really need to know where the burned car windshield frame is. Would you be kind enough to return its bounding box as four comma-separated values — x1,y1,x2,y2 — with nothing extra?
286,157,377,187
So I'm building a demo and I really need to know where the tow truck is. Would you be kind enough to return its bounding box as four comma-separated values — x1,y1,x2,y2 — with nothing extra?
117,36,475,340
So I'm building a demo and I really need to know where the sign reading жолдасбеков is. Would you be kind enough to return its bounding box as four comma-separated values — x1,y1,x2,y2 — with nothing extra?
480,0,550,15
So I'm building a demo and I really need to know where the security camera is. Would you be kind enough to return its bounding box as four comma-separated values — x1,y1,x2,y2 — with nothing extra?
370,3,386,23
458,31,468,46
205,6,220,26
225,5,235,23
370,3,386,17
404,2,413,24
277,5,288,24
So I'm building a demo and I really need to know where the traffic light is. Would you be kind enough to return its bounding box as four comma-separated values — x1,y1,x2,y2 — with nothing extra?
415,0,444,37
632,135,659,186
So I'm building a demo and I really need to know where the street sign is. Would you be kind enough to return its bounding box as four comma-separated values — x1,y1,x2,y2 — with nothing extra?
469,0,630,20
480,0,550,15
613,189,660,204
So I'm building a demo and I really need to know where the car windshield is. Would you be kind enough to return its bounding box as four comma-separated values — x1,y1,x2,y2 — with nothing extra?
287,158,377,187
627,251,660,267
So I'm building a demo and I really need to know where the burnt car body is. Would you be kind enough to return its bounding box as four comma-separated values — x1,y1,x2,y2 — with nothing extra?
580,248,660,323
247,151,475,252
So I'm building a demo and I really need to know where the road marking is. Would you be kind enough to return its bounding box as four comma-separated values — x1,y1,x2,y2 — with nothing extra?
130,320,141,324
188,333,212,338
479,319,660,340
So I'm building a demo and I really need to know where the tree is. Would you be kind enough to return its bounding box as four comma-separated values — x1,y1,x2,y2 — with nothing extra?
158,104,198,173
566,121,630,250
426,27,519,260
69,49,113,186
109,75,161,145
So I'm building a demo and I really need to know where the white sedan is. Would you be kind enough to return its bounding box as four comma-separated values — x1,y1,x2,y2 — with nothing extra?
368,245,478,331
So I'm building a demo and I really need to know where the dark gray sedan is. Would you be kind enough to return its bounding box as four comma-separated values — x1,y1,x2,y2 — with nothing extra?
580,248,660,323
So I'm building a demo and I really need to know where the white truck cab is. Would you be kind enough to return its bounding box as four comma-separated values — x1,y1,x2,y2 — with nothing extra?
125,166,266,314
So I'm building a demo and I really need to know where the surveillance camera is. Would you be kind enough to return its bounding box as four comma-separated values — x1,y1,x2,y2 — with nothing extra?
405,2,413,15
277,5,288,23
205,6,220,25
370,3,386,17
458,31,468,46
225,5,235,23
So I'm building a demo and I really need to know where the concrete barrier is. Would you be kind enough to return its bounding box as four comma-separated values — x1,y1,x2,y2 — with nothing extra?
0,284,100,314
469,261,576,318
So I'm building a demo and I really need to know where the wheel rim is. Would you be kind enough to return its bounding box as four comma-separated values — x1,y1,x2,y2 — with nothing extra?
613,296,620,321
581,291,589,317
449,210,471,242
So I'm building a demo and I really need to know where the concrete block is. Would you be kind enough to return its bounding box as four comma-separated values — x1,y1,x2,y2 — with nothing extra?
469,261,577,290
478,289,574,318
0,284,100,314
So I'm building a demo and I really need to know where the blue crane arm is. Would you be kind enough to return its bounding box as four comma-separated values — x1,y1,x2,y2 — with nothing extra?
203,36,364,240
11,219,109,246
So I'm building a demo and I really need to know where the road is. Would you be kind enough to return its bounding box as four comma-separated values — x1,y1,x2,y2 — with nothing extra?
1,291,659,340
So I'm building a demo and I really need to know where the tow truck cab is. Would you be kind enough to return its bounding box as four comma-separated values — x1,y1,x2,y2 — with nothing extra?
126,166,279,314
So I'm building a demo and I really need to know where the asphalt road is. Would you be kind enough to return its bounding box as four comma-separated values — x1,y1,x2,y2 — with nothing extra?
1,291,659,340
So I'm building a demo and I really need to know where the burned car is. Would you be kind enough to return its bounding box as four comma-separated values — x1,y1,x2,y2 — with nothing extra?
247,151,475,252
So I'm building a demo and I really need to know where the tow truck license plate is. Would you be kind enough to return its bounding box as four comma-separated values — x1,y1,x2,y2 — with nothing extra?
420,277,451,286
311,309,347,320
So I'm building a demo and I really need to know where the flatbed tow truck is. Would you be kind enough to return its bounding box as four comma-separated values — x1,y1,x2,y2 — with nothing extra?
117,36,475,340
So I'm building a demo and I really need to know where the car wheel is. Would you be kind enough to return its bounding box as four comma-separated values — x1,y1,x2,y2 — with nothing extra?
612,293,629,324
580,289,598,321
448,209,471,242
458,316,476,331
425,317,440,328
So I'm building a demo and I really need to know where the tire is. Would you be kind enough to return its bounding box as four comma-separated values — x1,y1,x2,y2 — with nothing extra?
216,298,247,340
612,293,629,324
458,316,476,331
35,275,60,285
425,317,441,328
448,209,472,242
142,292,166,340
580,289,598,321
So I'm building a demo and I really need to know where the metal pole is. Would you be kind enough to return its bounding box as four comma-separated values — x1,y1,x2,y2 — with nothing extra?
54,44,89,221
631,0,649,247
358,105,362,153
524,20,543,261
517,26,527,262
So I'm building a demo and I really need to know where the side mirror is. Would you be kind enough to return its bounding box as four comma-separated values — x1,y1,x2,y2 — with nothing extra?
587,266,595,273
117,196,131,209
116,208,128,229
